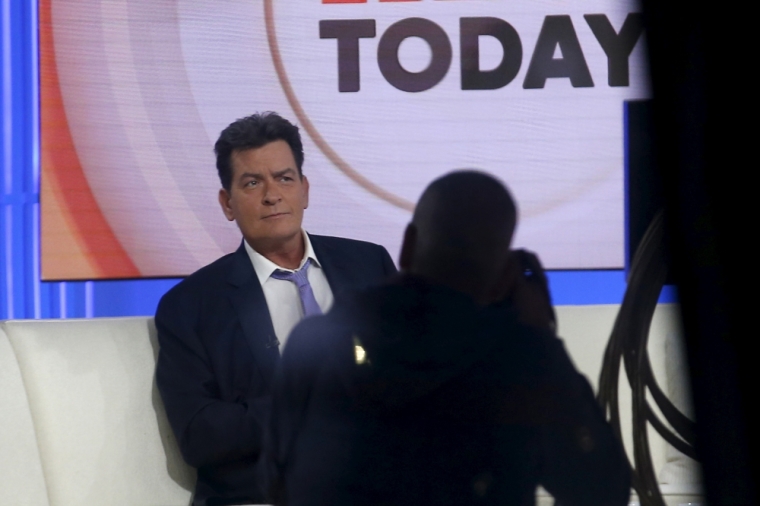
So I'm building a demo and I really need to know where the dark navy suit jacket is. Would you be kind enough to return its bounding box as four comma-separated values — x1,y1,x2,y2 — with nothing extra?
155,235,396,506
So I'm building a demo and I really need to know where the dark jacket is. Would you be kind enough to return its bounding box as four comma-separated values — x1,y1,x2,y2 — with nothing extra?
155,235,396,506
262,276,631,506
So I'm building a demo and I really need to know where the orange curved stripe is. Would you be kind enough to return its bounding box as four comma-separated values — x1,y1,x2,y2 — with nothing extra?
40,0,140,280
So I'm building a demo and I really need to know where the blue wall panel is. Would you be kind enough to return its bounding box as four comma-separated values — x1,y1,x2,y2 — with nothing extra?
1,0,38,320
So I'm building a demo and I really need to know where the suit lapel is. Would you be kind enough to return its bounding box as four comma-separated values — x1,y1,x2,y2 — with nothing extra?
227,242,280,389
310,235,355,298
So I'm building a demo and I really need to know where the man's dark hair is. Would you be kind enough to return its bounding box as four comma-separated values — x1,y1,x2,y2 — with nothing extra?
214,112,305,191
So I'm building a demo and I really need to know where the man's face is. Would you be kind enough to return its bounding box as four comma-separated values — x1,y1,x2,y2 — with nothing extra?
218,140,309,251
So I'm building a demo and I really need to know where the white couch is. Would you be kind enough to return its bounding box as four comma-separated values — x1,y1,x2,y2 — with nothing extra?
0,306,702,506
0,317,195,506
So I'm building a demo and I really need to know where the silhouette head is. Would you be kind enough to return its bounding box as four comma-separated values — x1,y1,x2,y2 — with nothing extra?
399,171,518,304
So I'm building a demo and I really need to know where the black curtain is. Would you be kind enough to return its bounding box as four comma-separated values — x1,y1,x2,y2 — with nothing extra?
642,3,757,504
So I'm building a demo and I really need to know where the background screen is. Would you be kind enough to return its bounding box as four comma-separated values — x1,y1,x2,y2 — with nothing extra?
41,0,650,280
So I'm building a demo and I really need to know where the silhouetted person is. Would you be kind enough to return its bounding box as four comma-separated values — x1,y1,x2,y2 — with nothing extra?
259,171,631,506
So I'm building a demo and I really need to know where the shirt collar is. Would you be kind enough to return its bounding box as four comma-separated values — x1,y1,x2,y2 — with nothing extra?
244,230,322,286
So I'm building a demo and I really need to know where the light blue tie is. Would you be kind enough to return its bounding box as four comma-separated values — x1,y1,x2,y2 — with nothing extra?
270,258,323,317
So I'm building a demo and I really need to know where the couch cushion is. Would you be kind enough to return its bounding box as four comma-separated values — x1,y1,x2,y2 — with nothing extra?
659,329,702,488
555,304,688,485
0,324,50,506
3,317,195,506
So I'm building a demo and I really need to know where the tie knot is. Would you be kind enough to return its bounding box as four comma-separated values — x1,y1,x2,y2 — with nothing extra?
271,258,311,288
269,258,323,318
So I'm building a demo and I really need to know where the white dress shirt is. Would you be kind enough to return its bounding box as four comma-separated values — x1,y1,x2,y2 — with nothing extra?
244,230,334,352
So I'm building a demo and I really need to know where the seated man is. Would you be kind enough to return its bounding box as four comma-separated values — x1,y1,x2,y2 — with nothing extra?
155,112,396,506
261,171,631,506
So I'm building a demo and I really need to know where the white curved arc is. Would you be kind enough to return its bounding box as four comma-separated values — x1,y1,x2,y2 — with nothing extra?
99,0,222,266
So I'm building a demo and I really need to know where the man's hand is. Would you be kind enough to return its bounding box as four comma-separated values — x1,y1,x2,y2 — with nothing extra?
491,249,557,333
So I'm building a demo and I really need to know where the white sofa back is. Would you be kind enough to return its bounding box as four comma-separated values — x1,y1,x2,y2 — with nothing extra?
555,303,703,504
0,317,194,506
0,325,50,506
0,305,700,505
556,303,682,481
